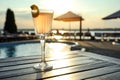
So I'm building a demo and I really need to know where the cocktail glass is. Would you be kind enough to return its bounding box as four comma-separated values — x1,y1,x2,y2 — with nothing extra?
30,4,53,71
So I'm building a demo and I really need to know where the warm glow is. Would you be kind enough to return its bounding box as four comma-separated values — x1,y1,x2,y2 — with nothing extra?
42,0,73,14
47,43,72,80
47,43,71,59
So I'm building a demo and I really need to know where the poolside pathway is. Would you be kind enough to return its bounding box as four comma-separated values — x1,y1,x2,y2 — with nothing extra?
77,41,120,59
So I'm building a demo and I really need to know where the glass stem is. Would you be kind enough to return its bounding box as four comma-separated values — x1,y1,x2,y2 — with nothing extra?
40,34,46,63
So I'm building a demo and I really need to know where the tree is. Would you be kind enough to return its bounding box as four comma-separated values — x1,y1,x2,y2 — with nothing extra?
3,8,17,34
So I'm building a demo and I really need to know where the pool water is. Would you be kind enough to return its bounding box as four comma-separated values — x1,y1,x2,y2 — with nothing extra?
0,41,71,59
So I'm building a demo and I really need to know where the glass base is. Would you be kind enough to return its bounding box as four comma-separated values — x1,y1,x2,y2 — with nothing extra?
34,62,53,71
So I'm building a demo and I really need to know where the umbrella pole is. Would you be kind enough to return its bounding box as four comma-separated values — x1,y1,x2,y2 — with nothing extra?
79,20,82,40
69,22,71,40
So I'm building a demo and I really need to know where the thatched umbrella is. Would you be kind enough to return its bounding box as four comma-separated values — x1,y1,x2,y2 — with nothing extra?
54,11,84,40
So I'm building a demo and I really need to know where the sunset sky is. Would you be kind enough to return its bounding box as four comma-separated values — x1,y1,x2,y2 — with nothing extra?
0,0,120,30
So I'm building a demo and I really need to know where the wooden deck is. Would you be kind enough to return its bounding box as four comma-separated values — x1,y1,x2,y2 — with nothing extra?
0,50,120,80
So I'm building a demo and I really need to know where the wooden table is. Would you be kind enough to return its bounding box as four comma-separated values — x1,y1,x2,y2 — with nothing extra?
0,50,120,80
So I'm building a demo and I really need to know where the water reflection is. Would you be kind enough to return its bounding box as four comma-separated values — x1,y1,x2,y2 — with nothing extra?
0,42,72,59
5,46,16,58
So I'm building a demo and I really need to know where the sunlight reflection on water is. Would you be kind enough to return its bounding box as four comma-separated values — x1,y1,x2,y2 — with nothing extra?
0,42,71,59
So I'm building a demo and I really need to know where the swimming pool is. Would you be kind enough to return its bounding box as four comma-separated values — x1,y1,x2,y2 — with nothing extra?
0,40,72,59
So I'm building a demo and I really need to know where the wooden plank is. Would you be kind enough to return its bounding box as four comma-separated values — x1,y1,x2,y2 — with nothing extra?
0,56,93,72
0,61,115,80
0,54,87,67
44,65,120,80
0,55,40,63
0,56,96,72
42,62,115,79
85,71,120,80
0,51,80,63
